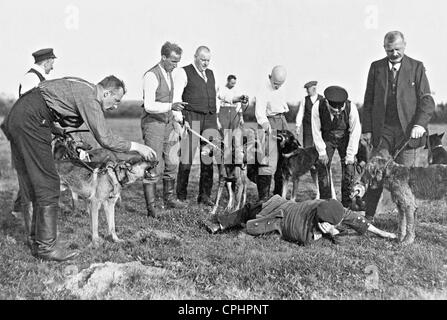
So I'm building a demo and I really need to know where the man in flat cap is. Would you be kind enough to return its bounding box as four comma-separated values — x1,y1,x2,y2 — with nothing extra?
206,195,396,245
361,31,435,222
295,81,324,148
312,86,361,207
1,76,156,262
254,65,290,201
19,48,56,97
10,48,58,220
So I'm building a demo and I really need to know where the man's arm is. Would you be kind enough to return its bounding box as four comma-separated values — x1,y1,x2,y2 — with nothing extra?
311,102,326,157
254,93,269,130
413,62,435,129
362,63,375,134
346,104,362,163
172,68,188,105
341,210,396,239
143,72,171,113
19,73,40,95
295,99,305,128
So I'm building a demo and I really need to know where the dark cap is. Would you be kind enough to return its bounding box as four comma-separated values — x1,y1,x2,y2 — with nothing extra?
32,48,56,64
324,86,348,104
316,199,345,225
304,81,318,89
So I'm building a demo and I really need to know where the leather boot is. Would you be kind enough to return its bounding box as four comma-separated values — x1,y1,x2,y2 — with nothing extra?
163,179,186,209
35,205,79,262
22,202,34,251
143,183,158,217
257,175,272,202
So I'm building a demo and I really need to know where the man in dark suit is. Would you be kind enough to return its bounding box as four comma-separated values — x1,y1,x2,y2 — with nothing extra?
361,31,435,222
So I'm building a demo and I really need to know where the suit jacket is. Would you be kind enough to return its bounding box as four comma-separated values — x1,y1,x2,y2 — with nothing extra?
362,55,435,147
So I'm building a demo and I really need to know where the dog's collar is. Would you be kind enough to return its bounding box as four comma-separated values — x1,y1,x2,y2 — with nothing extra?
432,144,444,150
282,149,300,159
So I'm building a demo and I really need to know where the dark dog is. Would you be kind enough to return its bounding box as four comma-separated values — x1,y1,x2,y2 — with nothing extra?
358,149,447,245
428,132,447,164
276,130,319,201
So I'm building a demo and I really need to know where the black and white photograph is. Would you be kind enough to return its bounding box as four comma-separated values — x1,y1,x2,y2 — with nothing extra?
0,0,446,304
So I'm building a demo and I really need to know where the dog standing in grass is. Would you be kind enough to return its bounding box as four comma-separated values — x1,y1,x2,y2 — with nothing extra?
428,133,447,164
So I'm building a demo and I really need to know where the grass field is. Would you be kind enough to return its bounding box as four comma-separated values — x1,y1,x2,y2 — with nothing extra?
0,118,446,300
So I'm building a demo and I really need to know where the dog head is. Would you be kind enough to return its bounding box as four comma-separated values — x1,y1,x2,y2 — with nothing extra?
52,136,92,161
114,157,159,185
428,132,445,150
276,130,301,153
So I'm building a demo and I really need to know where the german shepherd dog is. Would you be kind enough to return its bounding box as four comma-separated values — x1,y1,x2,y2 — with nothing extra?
275,130,319,201
428,132,447,164
53,135,157,246
357,149,447,245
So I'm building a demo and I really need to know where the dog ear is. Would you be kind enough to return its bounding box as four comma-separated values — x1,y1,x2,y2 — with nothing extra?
440,132,445,140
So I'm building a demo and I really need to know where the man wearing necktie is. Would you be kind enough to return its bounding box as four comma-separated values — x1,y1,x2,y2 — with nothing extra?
361,31,435,222
312,86,361,207
173,46,220,206
141,42,187,217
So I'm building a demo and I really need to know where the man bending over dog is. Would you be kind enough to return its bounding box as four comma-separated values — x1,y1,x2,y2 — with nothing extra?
312,85,361,207
1,76,156,262
206,195,396,245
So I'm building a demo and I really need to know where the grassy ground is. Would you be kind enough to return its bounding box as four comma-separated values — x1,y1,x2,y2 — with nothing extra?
0,118,446,300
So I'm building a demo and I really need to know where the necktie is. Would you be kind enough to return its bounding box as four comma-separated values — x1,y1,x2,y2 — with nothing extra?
168,72,174,101
200,70,207,82
392,66,397,79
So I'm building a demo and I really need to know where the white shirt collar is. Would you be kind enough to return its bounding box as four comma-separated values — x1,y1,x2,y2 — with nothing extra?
388,61,402,72
192,62,206,77
32,64,47,77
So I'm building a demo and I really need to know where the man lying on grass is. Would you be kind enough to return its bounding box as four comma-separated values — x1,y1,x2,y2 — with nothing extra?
205,195,396,245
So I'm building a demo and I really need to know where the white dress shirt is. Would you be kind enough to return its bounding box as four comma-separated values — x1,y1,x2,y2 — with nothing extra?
172,63,219,113
19,64,48,95
218,86,242,113
295,94,319,127
311,101,361,163
143,64,182,122
255,80,289,126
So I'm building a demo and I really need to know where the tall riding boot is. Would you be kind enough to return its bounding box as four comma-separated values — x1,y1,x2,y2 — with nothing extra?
22,202,34,251
35,205,79,262
163,178,186,209
143,183,158,218
176,163,191,201
257,175,272,202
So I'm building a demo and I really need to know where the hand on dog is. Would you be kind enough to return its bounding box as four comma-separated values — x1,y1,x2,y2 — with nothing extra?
411,125,426,139
361,132,372,146
172,102,188,112
319,154,329,166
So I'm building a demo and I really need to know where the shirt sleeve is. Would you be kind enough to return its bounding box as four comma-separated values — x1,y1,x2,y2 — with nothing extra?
75,94,131,153
172,68,187,103
255,91,269,126
295,99,305,126
19,73,41,95
341,210,369,235
311,102,326,157
346,104,361,163
143,71,171,113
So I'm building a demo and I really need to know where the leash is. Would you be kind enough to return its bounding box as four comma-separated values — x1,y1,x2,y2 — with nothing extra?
384,138,412,169
186,126,223,153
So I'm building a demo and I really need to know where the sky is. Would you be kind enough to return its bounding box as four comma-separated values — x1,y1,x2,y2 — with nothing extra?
0,0,446,104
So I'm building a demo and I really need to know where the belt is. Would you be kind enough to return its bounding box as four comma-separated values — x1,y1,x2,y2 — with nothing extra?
267,113,285,119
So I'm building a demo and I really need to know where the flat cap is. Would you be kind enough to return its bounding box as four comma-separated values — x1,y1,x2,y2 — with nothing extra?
304,81,318,89
324,86,348,103
32,48,56,64
316,199,345,226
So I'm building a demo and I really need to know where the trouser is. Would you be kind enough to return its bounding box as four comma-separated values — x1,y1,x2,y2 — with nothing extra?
257,115,288,196
315,136,354,207
2,89,60,208
364,124,421,218
302,121,314,148
218,202,263,229
176,110,219,200
141,115,180,183
219,107,244,166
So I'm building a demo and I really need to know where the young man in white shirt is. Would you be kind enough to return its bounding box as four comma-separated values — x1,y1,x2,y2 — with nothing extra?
312,86,361,207
141,42,187,217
